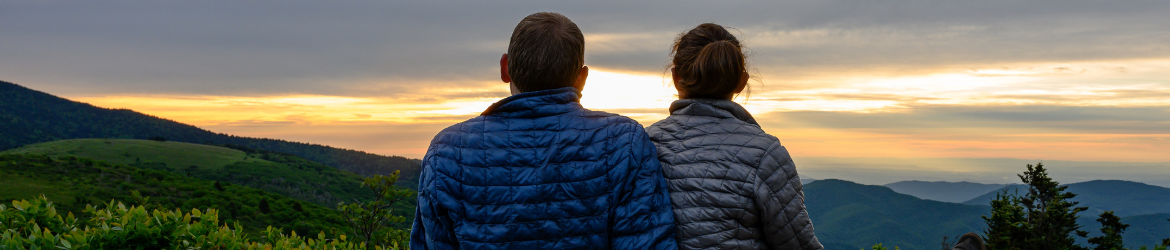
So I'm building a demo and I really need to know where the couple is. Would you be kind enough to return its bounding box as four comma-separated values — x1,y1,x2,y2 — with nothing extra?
410,12,820,250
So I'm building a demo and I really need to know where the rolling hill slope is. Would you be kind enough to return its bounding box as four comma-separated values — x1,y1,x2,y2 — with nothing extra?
1117,213,1170,249
0,153,350,236
803,179,990,250
0,80,421,185
3,139,379,207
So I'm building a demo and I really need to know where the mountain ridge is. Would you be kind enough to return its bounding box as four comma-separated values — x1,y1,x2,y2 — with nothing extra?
963,180,1170,217
0,80,422,185
884,180,1008,203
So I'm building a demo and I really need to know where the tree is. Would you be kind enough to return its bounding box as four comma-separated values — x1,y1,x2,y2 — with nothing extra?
338,171,414,249
1088,211,1128,250
259,198,271,214
983,162,1089,250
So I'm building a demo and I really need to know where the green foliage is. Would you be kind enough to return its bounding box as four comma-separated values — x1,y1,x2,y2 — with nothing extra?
3,139,382,208
1088,211,1128,250
260,199,272,214
983,163,1089,250
0,154,348,237
0,196,406,250
868,243,899,250
338,172,414,249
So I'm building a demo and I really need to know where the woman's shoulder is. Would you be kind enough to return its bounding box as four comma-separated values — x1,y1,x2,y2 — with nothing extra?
648,114,773,138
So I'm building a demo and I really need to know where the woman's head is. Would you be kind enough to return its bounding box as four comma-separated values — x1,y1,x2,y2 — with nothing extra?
670,23,748,100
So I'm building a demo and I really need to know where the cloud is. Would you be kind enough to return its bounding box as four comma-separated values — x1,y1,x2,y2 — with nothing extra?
762,105,1170,132
3,0,1169,97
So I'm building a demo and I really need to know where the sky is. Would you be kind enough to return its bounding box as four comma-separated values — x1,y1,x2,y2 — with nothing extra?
3,0,1169,185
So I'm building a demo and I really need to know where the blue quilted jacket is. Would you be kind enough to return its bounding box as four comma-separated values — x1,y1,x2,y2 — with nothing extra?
410,87,678,250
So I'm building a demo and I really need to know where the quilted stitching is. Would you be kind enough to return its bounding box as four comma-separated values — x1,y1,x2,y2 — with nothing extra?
647,98,823,250
411,87,677,250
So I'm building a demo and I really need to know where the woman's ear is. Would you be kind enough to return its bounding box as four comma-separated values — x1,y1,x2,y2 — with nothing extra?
500,54,511,83
734,71,749,94
671,67,680,85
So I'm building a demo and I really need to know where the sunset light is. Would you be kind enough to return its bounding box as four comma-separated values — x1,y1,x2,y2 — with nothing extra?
4,2,1170,248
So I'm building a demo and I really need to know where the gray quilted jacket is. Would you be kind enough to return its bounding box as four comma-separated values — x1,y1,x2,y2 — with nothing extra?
646,99,823,250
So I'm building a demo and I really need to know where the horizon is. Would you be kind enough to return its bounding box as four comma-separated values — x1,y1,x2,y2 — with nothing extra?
3,1,1169,185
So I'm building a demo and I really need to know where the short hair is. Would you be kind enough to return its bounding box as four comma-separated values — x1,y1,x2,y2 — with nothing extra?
507,12,585,93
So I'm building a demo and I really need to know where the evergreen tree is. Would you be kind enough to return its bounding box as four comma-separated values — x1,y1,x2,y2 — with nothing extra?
1088,211,1128,250
984,192,1027,250
983,163,1089,250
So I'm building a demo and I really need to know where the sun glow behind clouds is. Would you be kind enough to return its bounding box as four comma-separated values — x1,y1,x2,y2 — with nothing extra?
580,69,677,123
67,61,1170,160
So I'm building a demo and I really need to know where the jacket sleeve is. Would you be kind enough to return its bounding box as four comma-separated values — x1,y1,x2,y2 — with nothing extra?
755,141,823,250
609,129,678,250
410,151,459,250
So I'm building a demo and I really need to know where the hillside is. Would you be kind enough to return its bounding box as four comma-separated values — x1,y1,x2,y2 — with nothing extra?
884,180,1008,203
1118,213,1170,249
0,80,421,185
2,139,377,207
964,180,1170,217
803,179,990,250
0,153,350,236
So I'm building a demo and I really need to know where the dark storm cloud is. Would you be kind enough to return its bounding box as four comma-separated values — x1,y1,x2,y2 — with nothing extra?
1,0,1168,96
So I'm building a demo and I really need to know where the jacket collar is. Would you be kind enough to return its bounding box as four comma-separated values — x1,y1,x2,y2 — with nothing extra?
668,98,758,125
482,87,583,116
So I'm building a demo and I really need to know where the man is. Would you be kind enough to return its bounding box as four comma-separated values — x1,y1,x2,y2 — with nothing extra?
410,12,677,250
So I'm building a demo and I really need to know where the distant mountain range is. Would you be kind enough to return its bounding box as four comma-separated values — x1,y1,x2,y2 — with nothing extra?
884,180,1008,203
804,179,989,250
0,80,421,185
963,180,1170,217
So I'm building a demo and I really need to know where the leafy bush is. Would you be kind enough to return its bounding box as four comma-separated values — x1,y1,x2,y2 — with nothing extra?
0,196,407,250
338,172,413,247
0,154,348,237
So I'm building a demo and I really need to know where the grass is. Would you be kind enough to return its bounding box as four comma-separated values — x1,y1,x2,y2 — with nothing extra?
2,139,270,170
0,173,75,207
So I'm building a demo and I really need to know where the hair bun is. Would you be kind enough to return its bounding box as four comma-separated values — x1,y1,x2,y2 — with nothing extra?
671,23,746,99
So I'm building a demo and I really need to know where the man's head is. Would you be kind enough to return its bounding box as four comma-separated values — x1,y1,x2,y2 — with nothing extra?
500,12,588,94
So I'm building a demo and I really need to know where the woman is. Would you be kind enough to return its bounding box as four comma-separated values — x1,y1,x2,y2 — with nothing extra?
646,23,823,250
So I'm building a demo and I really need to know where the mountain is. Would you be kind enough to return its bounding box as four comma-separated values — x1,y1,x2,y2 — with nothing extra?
964,180,1170,217
2,139,375,207
803,179,990,250
0,153,350,236
0,80,421,185
884,181,1008,203
1117,213,1170,249
801,177,817,185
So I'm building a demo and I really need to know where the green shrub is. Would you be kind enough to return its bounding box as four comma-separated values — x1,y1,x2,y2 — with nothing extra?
0,196,407,250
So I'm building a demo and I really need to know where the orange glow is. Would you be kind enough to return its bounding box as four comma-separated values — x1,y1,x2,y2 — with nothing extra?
68,64,1170,161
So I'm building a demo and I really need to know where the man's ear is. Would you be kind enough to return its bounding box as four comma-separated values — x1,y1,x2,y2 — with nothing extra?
500,54,511,83
734,71,749,94
573,65,589,91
